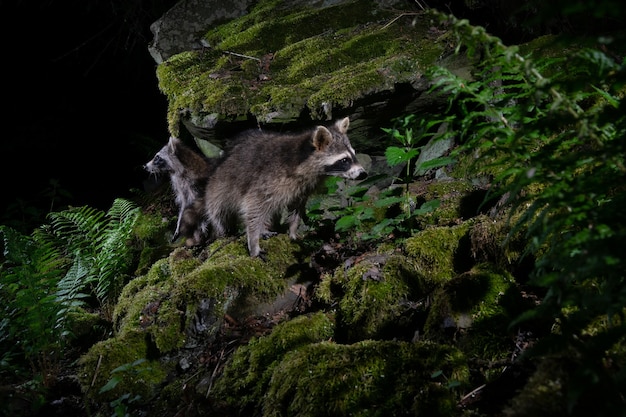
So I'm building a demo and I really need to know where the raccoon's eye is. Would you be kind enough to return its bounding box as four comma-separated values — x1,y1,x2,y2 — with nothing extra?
341,158,349,164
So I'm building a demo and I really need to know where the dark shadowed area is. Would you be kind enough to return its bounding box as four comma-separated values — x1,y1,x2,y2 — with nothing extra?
1,0,177,230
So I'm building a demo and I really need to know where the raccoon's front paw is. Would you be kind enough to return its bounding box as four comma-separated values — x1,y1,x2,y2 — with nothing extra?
185,237,202,247
261,230,278,239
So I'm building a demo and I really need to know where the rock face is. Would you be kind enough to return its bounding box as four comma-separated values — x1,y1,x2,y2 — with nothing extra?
148,0,255,64
151,0,469,154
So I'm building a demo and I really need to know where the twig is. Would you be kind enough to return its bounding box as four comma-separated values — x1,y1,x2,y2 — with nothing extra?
381,13,420,30
414,0,429,10
460,383,486,402
90,354,103,388
205,348,226,398
223,50,261,62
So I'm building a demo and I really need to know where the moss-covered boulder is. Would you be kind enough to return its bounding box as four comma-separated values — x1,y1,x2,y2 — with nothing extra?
210,312,469,417
316,249,433,342
156,0,454,153
210,312,335,412
422,263,534,383
404,222,474,283
78,234,308,409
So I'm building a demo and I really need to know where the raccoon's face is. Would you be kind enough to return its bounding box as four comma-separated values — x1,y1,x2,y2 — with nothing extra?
323,148,367,180
144,148,171,175
317,117,367,181
144,137,183,175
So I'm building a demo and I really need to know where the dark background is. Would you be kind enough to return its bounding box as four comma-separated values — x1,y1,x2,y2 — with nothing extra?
1,0,178,231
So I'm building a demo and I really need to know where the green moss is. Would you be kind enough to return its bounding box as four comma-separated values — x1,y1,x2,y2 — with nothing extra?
318,253,431,341
210,312,335,411
78,330,169,403
66,308,108,347
132,211,169,241
503,358,567,417
423,263,526,364
469,213,528,271
113,258,172,333
415,179,481,227
404,222,473,283
170,236,293,305
100,233,306,390
263,339,468,417
157,0,445,134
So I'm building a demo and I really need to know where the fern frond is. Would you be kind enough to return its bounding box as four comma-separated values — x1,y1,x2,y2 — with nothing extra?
95,199,141,302
47,206,106,255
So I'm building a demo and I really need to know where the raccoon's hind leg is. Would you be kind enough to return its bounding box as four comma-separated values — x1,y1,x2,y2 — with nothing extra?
242,210,266,258
177,200,205,246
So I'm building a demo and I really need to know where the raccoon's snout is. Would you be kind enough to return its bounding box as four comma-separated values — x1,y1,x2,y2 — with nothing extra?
144,155,167,173
346,166,367,181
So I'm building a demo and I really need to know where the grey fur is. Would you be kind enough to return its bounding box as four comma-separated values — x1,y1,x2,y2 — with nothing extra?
144,137,214,246
203,117,367,258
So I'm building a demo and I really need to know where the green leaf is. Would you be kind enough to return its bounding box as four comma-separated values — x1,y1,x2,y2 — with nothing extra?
414,156,455,175
99,376,121,394
385,146,419,167
335,215,358,232
413,199,440,216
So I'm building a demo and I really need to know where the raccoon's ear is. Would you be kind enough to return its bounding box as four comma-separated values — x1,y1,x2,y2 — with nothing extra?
312,126,332,151
168,136,180,151
335,117,350,134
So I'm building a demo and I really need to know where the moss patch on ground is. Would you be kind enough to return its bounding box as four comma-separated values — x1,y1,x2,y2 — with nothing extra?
316,251,433,342
263,339,468,417
210,312,335,413
423,263,527,362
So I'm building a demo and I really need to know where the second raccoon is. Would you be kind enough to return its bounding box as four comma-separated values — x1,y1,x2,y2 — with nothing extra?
203,117,367,258
144,136,214,246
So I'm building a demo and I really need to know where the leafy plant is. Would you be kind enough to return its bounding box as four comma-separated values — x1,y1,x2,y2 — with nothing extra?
0,198,141,395
47,198,141,311
426,9,626,414
327,114,447,242
99,359,149,417
0,225,66,386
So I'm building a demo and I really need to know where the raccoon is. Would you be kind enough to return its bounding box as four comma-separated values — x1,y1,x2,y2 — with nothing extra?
203,117,367,258
144,136,214,246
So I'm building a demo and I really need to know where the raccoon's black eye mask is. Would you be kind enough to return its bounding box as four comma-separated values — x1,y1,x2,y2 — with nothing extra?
153,155,165,166
325,157,352,173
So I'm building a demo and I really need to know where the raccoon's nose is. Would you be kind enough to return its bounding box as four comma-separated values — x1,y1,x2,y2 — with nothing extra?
356,170,367,180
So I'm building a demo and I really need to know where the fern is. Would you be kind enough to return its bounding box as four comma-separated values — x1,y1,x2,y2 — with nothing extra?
95,198,141,301
47,198,140,306
0,225,66,383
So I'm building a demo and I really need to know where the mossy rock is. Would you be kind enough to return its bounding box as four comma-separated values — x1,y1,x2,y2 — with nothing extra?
316,250,433,342
263,339,469,417
413,179,491,227
156,0,447,148
78,329,169,404
404,222,474,283
423,263,531,365
210,312,335,412
503,358,568,417
80,234,307,407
